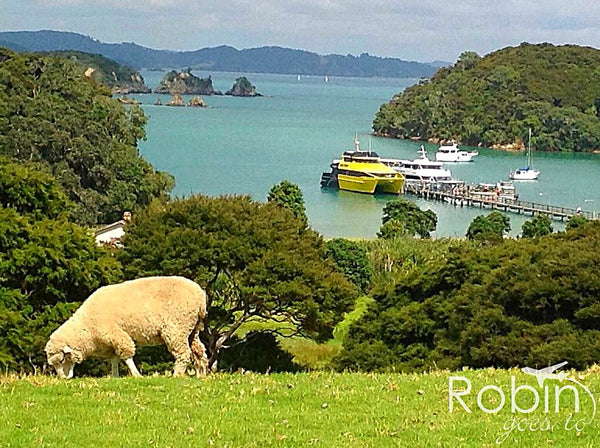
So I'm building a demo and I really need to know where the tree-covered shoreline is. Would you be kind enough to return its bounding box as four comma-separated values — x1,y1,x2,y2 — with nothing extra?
0,47,174,225
2,44,600,378
373,43,600,152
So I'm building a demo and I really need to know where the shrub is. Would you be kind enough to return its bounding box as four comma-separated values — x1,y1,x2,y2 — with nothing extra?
337,223,600,372
325,239,373,292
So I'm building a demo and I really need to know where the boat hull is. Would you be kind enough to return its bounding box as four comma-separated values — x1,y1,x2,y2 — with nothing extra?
337,175,403,194
435,152,477,162
510,170,540,180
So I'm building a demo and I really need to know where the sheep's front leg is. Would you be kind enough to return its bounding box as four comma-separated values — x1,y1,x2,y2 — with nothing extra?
111,358,120,377
124,358,142,377
110,330,142,377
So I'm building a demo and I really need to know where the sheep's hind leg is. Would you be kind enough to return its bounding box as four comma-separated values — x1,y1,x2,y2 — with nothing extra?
172,348,191,377
124,358,142,378
163,331,192,377
191,338,208,377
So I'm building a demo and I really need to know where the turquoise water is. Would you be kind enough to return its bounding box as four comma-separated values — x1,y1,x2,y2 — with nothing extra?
134,71,600,238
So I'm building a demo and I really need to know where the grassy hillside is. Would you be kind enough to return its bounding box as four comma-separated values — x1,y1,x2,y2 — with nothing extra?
1,370,598,447
373,43,600,152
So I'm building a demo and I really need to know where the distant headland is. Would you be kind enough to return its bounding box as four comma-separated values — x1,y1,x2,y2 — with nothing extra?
0,30,439,78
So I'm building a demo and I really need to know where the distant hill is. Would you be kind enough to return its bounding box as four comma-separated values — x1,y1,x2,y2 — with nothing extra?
0,30,438,78
44,51,150,94
373,43,600,152
426,60,452,68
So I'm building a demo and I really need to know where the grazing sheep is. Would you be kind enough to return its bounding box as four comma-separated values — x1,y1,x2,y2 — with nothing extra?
45,276,208,378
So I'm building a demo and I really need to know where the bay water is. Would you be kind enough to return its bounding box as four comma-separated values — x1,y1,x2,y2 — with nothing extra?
134,71,600,238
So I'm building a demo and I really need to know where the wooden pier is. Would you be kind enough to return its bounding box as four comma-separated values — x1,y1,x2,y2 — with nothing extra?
404,183,596,221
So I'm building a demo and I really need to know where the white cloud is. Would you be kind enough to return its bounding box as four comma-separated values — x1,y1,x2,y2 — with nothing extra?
2,0,600,61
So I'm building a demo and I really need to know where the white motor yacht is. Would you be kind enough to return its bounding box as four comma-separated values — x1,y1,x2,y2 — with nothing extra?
435,141,478,162
381,146,462,185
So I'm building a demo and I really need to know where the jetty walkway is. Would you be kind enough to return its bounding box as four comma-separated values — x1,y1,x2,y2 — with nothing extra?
404,183,596,221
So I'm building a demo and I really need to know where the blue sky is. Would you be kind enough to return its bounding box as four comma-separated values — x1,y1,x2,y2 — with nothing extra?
2,1,599,62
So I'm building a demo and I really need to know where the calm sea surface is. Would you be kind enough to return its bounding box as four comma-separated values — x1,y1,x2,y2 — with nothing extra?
134,71,600,238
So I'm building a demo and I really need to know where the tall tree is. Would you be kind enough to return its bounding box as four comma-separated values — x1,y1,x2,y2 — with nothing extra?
118,195,356,370
325,239,373,293
521,214,553,238
267,180,308,226
466,211,510,243
379,198,437,239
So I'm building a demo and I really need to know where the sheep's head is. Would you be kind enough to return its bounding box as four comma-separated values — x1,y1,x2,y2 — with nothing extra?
45,342,80,379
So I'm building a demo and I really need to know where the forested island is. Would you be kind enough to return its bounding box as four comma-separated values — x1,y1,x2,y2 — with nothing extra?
373,43,600,152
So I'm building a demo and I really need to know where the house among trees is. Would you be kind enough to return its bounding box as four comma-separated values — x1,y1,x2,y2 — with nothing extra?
94,211,131,246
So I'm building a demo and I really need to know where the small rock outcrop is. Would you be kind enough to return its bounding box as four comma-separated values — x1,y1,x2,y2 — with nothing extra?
154,98,163,106
166,94,185,107
154,70,222,95
225,76,262,97
188,96,207,107
117,96,140,105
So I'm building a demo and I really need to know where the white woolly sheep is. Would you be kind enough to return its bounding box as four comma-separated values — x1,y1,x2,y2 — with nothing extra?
45,276,208,378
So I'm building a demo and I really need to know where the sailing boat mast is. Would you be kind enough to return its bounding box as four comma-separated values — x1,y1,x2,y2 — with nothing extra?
527,128,532,167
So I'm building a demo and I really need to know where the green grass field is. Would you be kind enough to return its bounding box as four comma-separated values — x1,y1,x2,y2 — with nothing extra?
1,369,598,447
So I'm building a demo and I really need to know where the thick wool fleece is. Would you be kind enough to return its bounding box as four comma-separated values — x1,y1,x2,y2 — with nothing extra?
45,276,208,377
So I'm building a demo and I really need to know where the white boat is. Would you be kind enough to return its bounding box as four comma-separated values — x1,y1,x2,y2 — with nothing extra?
381,146,462,185
510,129,540,180
435,141,478,162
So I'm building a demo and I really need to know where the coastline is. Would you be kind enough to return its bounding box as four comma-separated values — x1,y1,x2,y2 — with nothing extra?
371,132,600,153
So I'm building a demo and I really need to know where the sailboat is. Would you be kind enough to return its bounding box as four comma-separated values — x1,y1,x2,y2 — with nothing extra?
509,128,540,180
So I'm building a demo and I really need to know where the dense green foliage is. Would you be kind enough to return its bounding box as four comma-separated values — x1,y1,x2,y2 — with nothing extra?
325,239,373,292
118,194,357,369
566,214,589,231
42,50,150,93
0,30,438,78
337,224,600,372
374,43,600,151
521,213,553,238
378,198,437,239
0,157,70,220
0,47,174,225
267,180,308,226
0,161,121,371
466,211,511,243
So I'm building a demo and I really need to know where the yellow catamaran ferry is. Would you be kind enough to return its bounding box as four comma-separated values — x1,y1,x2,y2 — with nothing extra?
321,138,404,194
